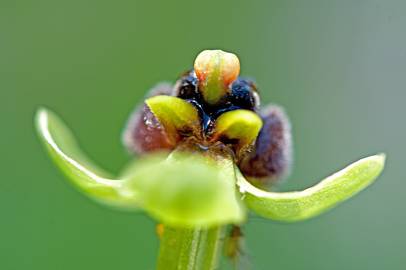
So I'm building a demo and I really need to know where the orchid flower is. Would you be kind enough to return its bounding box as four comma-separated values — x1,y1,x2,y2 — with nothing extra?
36,49,385,270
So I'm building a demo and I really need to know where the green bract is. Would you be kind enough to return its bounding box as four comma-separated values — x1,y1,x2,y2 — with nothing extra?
35,107,385,227
125,152,245,227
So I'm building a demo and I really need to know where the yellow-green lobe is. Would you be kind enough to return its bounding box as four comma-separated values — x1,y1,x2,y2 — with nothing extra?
145,95,200,139
212,109,263,147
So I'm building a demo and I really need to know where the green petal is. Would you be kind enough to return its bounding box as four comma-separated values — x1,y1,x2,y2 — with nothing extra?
237,154,385,222
126,151,246,227
35,108,139,210
145,95,200,138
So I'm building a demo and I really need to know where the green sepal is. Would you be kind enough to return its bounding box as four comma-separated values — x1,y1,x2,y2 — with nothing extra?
35,108,139,210
145,95,200,139
237,154,385,222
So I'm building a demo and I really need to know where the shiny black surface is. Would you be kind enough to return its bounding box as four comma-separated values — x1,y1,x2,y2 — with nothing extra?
175,71,260,134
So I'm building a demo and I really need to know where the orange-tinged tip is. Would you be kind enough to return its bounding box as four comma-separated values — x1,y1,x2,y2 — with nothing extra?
156,223,165,238
194,50,240,104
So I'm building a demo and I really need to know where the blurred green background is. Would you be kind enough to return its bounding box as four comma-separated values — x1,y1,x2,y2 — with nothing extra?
1,0,405,269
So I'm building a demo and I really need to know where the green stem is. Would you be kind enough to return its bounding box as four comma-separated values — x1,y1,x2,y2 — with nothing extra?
156,226,225,270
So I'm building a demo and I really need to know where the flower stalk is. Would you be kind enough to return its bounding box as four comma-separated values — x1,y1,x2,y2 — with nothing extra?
157,226,225,270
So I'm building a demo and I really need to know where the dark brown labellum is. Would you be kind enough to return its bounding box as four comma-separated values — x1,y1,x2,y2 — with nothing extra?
238,105,292,184
123,104,176,154
123,83,176,154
